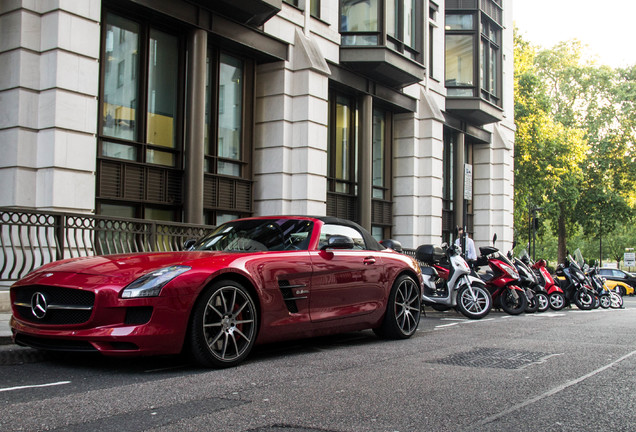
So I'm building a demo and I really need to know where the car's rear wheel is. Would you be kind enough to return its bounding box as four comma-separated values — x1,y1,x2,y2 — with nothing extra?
374,274,421,339
189,280,258,368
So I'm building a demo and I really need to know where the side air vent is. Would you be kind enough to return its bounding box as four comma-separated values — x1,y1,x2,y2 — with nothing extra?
278,280,309,314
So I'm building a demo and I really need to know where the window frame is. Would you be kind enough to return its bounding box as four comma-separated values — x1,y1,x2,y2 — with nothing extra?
339,0,424,63
97,9,186,221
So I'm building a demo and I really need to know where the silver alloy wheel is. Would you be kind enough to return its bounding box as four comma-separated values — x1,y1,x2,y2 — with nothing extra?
549,292,565,310
536,293,549,311
203,285,257,362
459,286,490,314
395,277,421,335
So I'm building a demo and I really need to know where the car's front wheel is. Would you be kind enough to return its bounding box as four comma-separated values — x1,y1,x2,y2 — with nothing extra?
189,280,258,368
374,274,421,339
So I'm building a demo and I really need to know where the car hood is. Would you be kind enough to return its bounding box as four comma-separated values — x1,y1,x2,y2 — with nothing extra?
29,251,232,281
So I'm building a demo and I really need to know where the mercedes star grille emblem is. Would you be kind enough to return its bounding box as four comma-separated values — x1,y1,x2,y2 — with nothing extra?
31,292,48,319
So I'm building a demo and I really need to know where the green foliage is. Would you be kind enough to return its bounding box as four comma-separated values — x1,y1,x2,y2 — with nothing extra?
513,32,636,263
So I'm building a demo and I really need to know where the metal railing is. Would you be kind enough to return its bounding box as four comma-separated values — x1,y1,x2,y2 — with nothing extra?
0,207,214,284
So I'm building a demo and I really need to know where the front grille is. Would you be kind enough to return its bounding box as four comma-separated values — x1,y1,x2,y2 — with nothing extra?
14,334,97,352
12,285,95,325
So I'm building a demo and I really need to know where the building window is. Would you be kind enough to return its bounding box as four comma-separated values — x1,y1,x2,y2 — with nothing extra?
340,0,379,46
206,52,244,177
340,0,422,60
480,16,500,104
311,0,321,18
330,93,357,195
386,0,417,58
445,34,474,96
327,90,393,232
98,11,184,221
445,13,475,97
444,1,503,108
428,1,439,80
204,48,254,226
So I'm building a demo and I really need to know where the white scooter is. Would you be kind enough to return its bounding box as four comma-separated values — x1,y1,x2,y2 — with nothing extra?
416,242,492,319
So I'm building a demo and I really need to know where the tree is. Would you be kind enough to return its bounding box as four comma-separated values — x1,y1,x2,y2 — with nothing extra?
514,34,636,263
513,33,587,263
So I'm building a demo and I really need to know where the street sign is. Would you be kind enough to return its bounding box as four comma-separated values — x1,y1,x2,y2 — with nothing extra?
464,164,472,200
625,252,635,267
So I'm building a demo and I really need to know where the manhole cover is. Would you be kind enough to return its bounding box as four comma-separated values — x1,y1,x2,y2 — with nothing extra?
427,347,553,369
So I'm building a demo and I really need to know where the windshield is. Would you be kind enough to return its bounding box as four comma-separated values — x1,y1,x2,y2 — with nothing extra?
574,248,585,267
192,219,314,252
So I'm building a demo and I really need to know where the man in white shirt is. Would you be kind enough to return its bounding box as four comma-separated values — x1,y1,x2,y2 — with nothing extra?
455,227,477,261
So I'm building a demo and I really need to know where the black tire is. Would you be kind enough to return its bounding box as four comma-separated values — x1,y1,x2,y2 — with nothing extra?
599,294,611,309
374,274,421,339
536,292,550,312
549,292,566,311
456,283,491,319
189,280,258,368
574,289,594,310
592,295,600,309
524,290,540,313
499,287,528,315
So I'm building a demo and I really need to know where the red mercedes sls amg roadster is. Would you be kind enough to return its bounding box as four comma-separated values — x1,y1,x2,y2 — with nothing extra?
10,216,422,367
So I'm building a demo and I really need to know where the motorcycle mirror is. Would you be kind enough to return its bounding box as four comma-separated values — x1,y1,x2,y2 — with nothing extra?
492,233,497,246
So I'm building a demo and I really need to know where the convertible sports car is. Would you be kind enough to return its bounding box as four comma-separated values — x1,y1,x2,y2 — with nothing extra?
10,216,422,367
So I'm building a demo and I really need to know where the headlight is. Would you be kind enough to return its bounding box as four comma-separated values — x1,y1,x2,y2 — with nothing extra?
502,264,519,279
122,265,191,298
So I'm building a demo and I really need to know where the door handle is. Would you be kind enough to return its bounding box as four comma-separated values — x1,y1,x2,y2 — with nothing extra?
363,257,376,265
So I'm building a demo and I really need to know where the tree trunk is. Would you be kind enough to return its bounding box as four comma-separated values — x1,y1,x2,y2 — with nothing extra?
557,210,567,264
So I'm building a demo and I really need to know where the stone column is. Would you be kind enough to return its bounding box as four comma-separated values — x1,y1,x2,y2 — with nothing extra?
254,29,330,216
358,94,373,230
0,1,101,212
184,29,207,224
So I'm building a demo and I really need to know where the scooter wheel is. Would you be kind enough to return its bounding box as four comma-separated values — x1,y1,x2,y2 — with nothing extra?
549,292,566,311
536,292,550,312
456,284,492,319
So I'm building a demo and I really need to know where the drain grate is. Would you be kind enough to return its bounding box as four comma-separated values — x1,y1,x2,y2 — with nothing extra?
427,347,553,370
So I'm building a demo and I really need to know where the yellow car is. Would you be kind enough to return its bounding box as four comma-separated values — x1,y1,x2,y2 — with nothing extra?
603,279,634,296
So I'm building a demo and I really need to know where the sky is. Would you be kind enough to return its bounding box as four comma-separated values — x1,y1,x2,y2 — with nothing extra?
512,0,636,68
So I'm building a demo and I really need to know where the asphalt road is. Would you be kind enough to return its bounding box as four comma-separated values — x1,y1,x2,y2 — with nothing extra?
1,298,635,432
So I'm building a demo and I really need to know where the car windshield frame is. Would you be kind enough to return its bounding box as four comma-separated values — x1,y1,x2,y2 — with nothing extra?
191,218,315,252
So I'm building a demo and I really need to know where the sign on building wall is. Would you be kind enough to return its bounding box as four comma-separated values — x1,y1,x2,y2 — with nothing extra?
625,252,635,267
464,163,473,200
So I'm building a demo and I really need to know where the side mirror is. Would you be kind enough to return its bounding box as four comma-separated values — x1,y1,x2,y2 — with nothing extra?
492,233,498,246
183,239,197,250
321,235,355,250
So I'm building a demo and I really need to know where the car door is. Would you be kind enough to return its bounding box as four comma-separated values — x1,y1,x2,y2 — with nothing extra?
308,223,385,322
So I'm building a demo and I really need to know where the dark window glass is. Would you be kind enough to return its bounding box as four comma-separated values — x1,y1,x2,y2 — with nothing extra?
102,13,139,142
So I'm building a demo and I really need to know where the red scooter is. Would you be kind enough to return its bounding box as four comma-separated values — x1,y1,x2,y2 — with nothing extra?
473,236,528,315
527,257,566,310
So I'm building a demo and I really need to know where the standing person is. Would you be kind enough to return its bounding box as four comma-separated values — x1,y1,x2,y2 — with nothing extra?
455,226,477,261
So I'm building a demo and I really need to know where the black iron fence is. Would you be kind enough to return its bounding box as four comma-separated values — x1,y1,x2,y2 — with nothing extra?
0,207,213,283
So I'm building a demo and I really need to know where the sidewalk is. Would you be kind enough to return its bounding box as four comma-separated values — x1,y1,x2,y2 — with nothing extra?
0,312,12,344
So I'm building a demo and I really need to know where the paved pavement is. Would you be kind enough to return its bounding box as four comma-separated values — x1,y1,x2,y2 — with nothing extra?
0,312,11,345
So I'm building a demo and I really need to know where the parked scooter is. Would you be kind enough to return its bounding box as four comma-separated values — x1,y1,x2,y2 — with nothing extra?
554,253,595,310
473,235,528,315
527,256,567,310
512,249,549,313
586,266,612,309
416,242,492,319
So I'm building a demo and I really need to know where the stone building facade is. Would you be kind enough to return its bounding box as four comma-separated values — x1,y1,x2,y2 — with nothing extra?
0,0,515,252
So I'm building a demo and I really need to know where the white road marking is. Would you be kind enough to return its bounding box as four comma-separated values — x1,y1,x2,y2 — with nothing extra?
0,381,71,393
472,349,636,429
